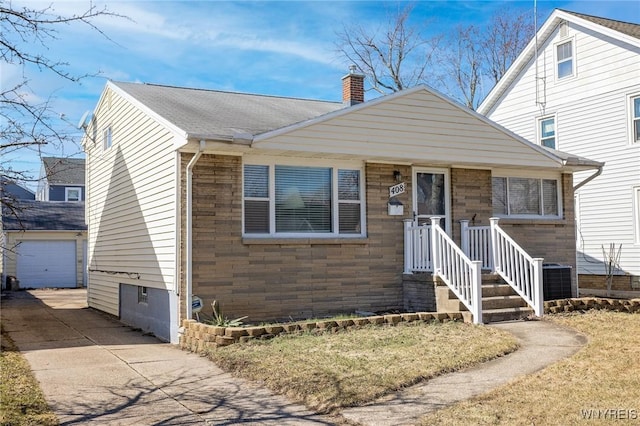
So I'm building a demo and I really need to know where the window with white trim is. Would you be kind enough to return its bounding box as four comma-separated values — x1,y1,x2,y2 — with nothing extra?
243,162,364,236
539,116,556,149
556,40,574,79
103,126,112,150
492,176,561,218
631,95,640,144
65,187,81,202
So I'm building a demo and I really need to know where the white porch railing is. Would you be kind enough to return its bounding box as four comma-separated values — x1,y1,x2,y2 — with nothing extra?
430,217,483,324
460,220,493,270
490,217,543,317
403,221,433,273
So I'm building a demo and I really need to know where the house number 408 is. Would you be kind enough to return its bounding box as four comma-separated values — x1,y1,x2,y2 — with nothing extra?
389,182,406,197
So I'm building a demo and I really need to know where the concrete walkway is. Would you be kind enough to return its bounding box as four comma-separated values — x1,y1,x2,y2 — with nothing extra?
1,289,587,426
340,320,587,425
1,289,333,425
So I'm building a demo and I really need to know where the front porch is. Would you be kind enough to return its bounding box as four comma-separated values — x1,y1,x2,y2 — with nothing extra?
403,217,545,324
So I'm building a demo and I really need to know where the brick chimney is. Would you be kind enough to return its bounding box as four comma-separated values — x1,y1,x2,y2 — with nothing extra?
342,65,365,106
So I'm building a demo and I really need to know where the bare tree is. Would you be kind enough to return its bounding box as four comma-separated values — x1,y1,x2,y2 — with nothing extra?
335,5,534,110
481,9,535,84
1,1,125,215
335,3,441,95
443,24,483,110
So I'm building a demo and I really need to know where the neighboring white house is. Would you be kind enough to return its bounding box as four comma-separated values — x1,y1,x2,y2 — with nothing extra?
479,9,640,295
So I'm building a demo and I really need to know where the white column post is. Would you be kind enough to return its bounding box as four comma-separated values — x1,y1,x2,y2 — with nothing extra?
489,217,500,273
403,219,413,274
430,217,441,276
471,260,483,324
532,257,544,317
460,220,470,257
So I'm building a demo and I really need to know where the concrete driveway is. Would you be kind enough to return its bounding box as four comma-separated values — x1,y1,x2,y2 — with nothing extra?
1,289,333,425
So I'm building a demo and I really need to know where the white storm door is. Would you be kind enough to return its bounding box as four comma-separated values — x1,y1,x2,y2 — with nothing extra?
412,168,451,232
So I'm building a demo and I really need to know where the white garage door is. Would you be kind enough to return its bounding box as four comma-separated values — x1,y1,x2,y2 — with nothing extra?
16,241,77,288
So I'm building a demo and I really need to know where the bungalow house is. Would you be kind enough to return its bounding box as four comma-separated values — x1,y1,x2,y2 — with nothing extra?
1,200,87,289
83,73,600,343
478,10,640,296
37,157,86,202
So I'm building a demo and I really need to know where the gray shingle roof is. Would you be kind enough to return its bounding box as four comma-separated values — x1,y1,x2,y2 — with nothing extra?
561,10,640,39
42,157,85,185
112,82,345,140
2,200,86,231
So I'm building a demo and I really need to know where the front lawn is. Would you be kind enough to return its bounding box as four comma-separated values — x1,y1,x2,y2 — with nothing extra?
208,320,517,412
0,324,58,426
420,310,640,425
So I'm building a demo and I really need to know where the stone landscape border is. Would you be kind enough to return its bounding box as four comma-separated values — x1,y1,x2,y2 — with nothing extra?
180,311,469,353
180,297,640,354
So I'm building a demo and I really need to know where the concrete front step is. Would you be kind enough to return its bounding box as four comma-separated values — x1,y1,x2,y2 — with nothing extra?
483,306,535,323
436,279,535,323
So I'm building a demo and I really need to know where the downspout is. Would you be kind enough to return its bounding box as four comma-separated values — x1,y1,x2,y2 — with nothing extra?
185,140,206,321
573,164,603,191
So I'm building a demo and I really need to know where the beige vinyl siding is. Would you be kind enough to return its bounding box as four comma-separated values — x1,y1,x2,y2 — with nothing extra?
256,89,560,169
85,86,178,315
487,21,640,276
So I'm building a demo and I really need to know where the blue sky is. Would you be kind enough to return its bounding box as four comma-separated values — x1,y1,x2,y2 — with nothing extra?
5,0,639,188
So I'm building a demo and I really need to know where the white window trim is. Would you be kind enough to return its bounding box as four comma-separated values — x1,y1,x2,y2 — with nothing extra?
65,187,82,202
242,156,367,238
103,125,112,151
537,113,558,150
628,93,640,145
554,36,577,82
492,169,563,219
634,186,640,245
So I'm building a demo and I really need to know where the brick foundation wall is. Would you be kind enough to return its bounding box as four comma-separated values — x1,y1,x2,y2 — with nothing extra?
578,274,638,291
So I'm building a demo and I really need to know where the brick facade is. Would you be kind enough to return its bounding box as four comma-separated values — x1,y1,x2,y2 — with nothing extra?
180,156,579,322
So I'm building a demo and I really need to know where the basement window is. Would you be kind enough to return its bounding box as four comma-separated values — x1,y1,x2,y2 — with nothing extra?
138,286,148,304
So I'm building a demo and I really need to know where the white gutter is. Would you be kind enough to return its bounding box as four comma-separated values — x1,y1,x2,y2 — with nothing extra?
185,140,205,321
573,164,604,191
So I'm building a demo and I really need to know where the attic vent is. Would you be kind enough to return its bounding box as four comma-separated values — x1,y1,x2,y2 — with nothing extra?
559,21,569,38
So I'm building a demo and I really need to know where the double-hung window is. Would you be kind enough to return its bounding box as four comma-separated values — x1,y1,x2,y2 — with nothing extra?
243,161,364,237
631,95,640,144
539,116,556,149
103,126,112,150
556,40,574,79
65,187,81,202
492,174,561,218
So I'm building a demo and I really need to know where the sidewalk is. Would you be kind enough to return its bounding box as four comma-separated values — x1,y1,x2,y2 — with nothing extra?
1,289,333,425
340,319,587,425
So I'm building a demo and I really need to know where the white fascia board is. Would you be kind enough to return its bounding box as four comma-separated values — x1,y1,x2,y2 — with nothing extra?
479,9,640,115
107,81,189,142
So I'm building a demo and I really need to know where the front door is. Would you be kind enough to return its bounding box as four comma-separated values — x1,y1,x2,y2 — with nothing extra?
413,168,451,232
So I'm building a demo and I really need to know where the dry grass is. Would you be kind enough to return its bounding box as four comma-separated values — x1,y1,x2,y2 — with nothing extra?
0,325,58,426
208,321,517,412
420,310,640,425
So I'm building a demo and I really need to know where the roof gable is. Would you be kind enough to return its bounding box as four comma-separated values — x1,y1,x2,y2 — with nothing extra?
479,9,640,115
254,85,568,170
42,157,85,186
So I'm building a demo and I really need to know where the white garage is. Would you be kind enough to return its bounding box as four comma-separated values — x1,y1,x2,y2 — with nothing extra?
16,240,77,288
